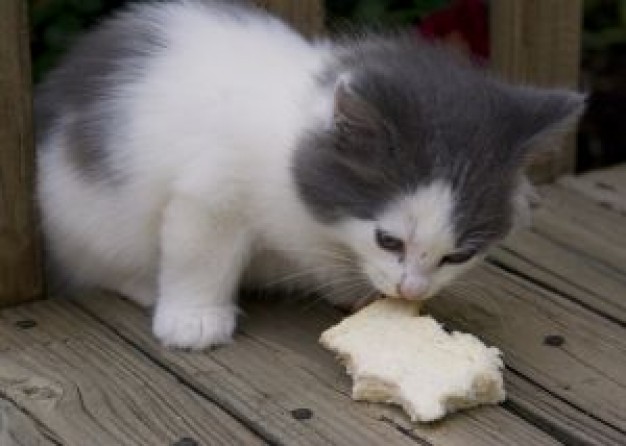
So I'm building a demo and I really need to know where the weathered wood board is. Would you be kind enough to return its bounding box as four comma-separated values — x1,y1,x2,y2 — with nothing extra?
490,185,626,324
559,164,626,215
0,0,43,306
76,294,561,446
490,0,582,181
238,296,625,446
0,398,58,446
427,264,626,435
0,300,265,446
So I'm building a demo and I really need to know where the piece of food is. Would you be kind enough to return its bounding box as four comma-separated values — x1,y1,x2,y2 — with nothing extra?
320,298,505,422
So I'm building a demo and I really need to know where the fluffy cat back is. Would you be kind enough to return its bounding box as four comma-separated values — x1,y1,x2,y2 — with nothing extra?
36,0,331,297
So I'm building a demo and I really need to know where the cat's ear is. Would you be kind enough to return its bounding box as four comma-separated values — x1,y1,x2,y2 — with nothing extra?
509,87,586,157
333,76,387,140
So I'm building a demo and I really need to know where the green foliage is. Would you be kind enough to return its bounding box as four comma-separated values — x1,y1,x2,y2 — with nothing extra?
325,0,448,27
30,0,449,80
29,0,127,81
583,0,626,51
29,0,626,81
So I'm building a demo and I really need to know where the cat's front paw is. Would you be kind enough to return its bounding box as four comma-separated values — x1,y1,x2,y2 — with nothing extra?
152,304,236,350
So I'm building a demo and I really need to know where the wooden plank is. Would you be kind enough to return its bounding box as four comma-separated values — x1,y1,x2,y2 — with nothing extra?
0,0,43,306
254,0,324,37
425,263,626,439
489,242,626,325
239,296,623,445
490,0,582,181
76,293,563,446
503,373,626,446
490,185,626,324
1,399,58,446
238,299,563,446
75,294,426,446
536,184,626,245
559,164,626,216
0,300,265,446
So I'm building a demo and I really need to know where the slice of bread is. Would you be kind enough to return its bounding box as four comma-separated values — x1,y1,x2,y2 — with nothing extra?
320,298,505,422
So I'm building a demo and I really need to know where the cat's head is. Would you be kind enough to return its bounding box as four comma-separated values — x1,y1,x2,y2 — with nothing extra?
294,41,585,300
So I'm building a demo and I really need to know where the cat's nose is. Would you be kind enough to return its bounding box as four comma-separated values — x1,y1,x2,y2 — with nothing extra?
397,277,428,300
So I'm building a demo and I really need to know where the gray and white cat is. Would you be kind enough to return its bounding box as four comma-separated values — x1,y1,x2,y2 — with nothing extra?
36,0,585,349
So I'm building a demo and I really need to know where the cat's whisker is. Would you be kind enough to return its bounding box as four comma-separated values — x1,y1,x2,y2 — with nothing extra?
259,246,356,265
303,279,372,311
260,264,360,288
319,281,376,309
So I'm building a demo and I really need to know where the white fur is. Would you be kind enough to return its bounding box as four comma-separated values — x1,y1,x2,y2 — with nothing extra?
38,2,472,349
338,181,474,301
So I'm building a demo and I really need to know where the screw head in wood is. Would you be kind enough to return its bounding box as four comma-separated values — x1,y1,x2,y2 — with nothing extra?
543,334,565,347
15,319,37,329
291,408,313,420
172,437,198,446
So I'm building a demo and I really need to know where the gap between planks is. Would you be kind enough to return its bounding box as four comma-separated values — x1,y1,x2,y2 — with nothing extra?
0,397,60,446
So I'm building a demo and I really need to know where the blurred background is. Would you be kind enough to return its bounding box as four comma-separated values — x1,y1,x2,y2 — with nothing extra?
28,0,626,173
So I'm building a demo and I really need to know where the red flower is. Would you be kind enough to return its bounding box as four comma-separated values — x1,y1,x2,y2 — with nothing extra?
418,0,489,61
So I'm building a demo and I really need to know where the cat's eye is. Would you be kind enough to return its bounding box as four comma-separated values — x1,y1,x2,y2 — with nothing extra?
375,229,404,253
439,250,475,266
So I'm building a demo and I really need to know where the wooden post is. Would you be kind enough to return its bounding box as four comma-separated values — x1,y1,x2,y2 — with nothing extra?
254,0,324,37
490,0,582,182
0,0,43,306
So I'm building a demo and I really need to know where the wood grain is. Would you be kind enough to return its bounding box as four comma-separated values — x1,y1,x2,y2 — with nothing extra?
503,373,626,446
425,263,626,436
490,0,582,181
240,300,562,446
490,185,626,324
537,184,626,245
77,292,562,446
0,0,43,306
240,296,624,446
0,399,58,446
559,164,626,215
76,294,425,446
490,184,626,324
254,0,324,37
0,300,265,446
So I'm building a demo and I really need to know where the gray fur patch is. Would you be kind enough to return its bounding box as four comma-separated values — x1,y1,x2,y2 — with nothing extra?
294,34,585,251
35,3,170,182
35,0,281,184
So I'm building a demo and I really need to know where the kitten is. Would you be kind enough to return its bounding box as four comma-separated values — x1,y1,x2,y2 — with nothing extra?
36,0,585,349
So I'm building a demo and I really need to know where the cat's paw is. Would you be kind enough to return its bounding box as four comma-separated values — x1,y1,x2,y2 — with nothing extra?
152,304,236,350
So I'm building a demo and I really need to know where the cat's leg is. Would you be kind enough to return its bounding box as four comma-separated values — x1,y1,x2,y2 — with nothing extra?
153,193,250,349
116,275,156,307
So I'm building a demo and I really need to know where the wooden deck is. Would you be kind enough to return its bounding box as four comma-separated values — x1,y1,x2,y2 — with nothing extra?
1,165,625,446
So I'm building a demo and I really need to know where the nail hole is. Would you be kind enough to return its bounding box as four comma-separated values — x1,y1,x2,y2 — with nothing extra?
595,182,615,191
15,320,37,330
291,408,313,420
598,201,614,210
543,335,565,347
172,438,198,446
